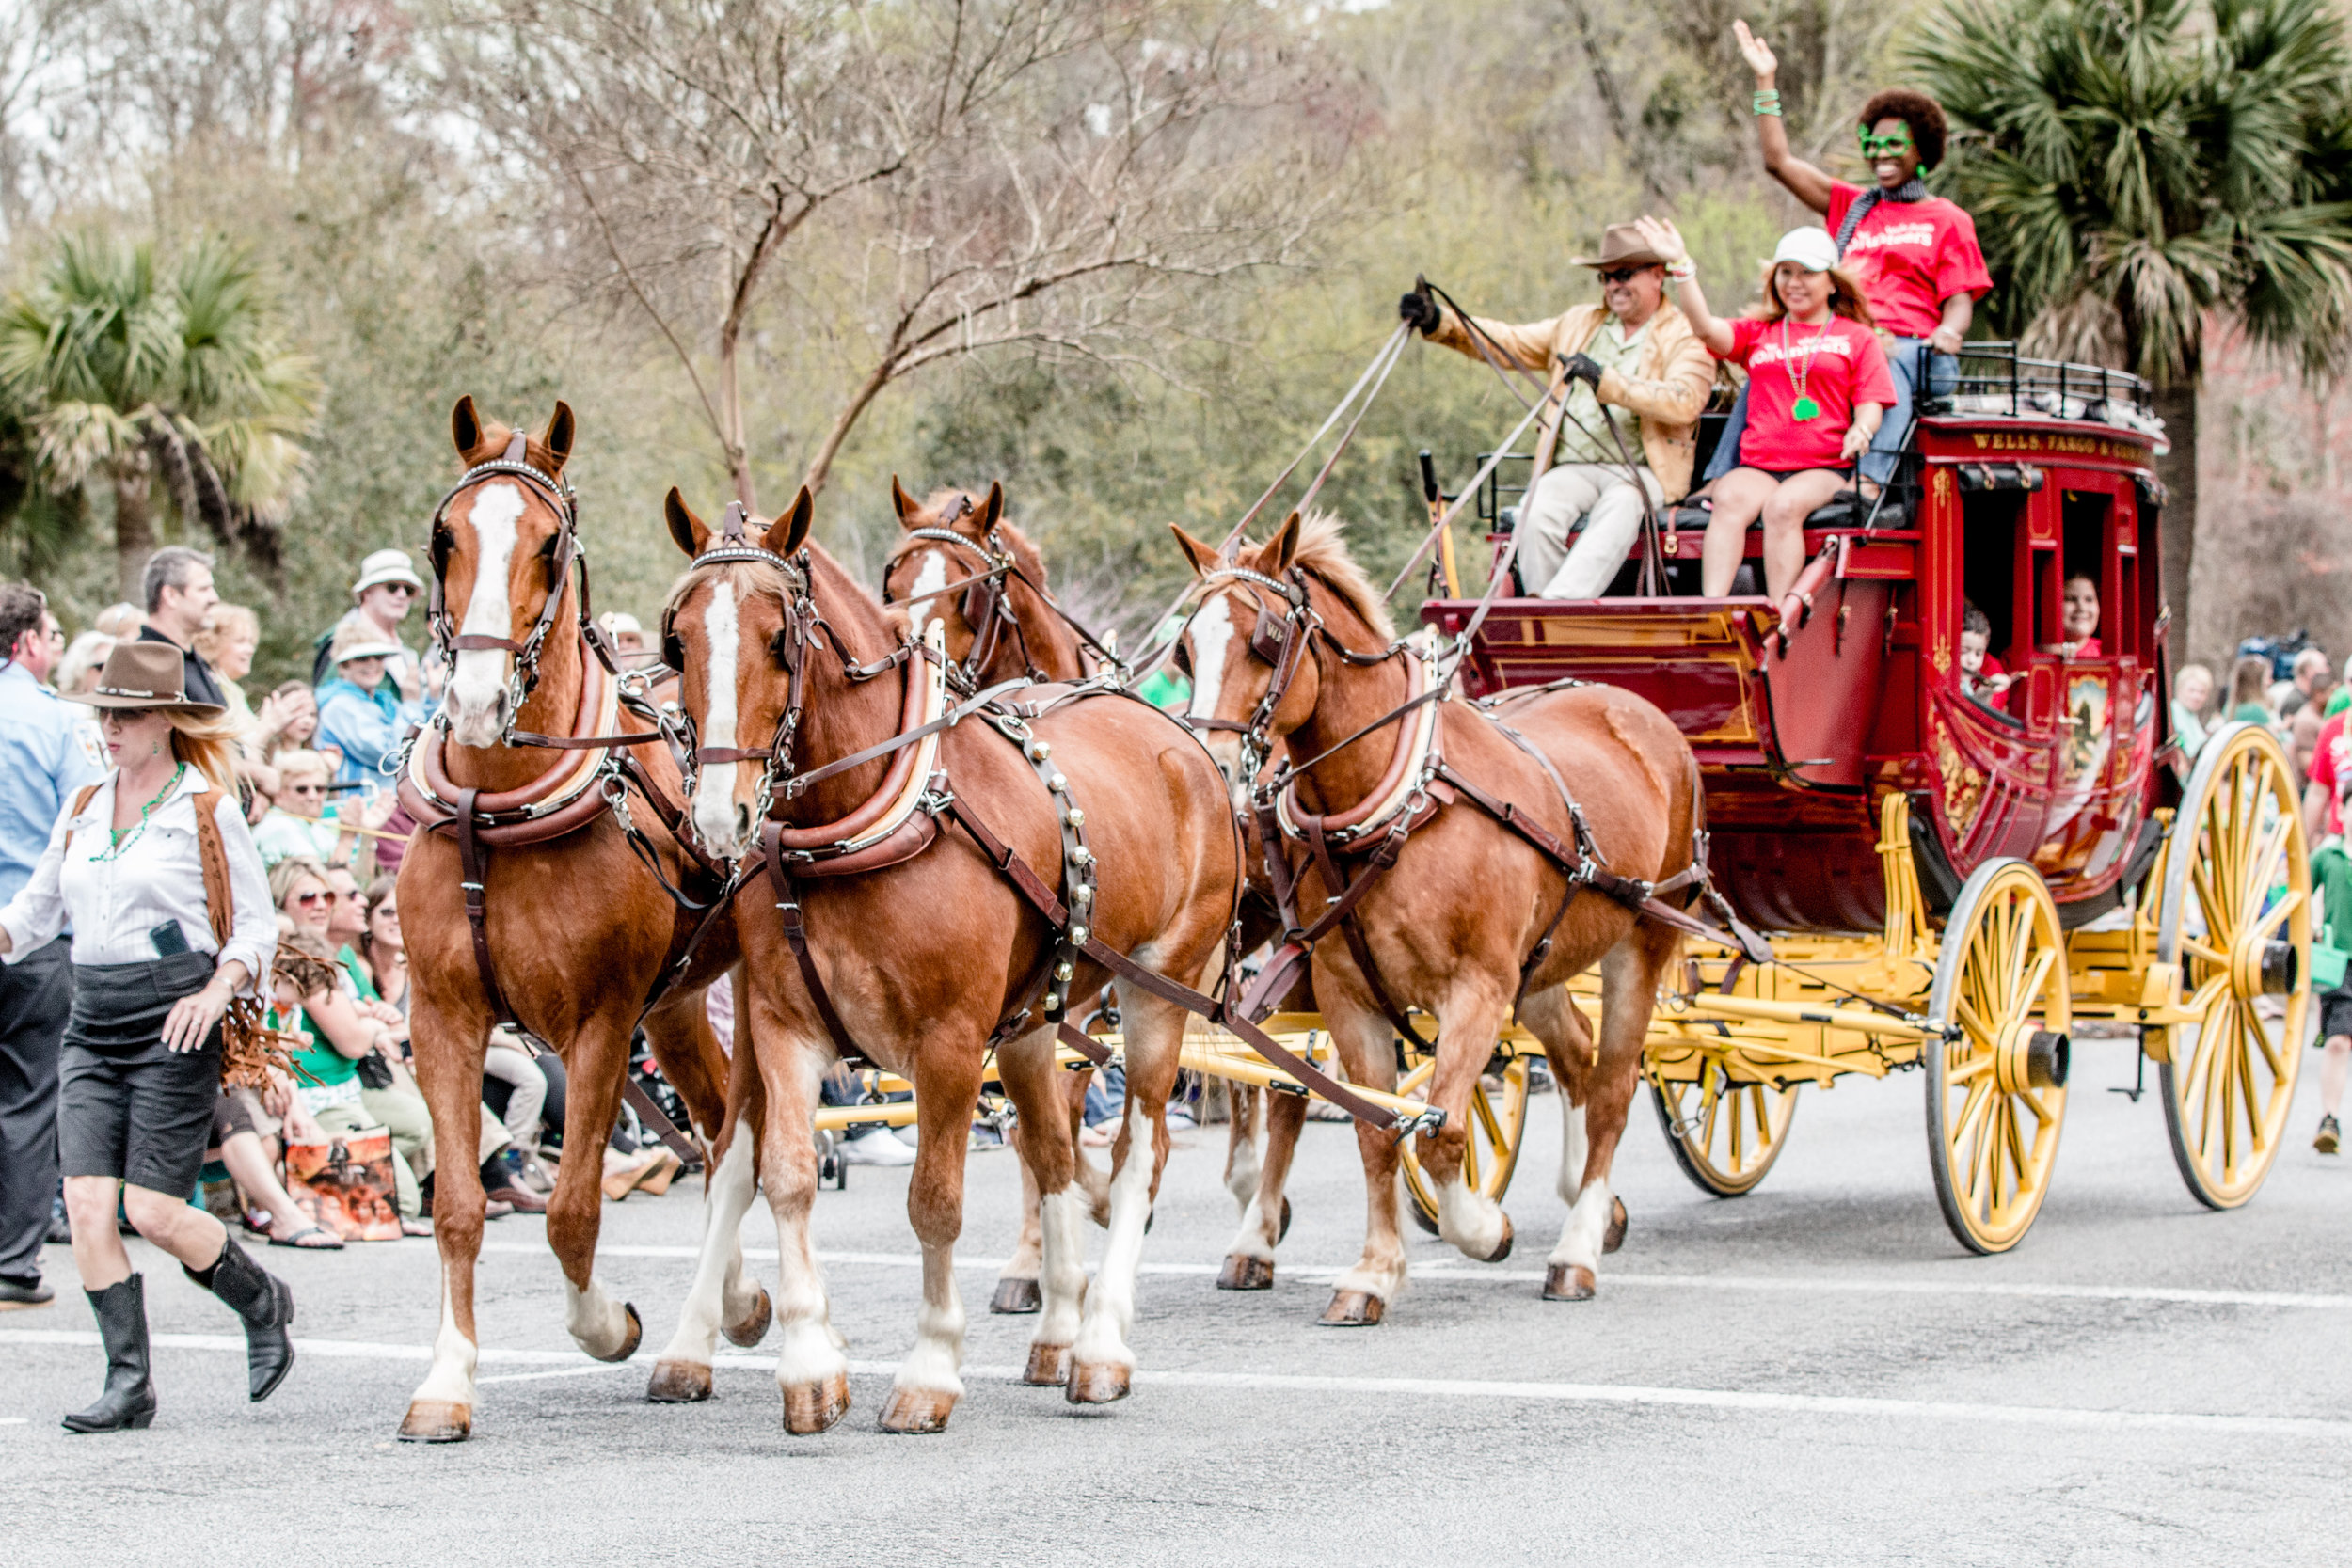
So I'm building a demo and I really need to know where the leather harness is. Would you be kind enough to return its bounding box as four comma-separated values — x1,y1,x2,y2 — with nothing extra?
1181,562,1770,1053
664,546,1433,1137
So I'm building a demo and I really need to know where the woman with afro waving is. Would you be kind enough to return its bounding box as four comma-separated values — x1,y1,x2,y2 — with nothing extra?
1700,21,1993,492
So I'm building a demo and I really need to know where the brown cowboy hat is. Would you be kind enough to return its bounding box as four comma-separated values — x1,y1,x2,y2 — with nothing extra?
1570,224,1670,269
75,641,224,715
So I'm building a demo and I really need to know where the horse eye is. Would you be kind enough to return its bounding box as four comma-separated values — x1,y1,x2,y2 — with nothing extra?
429,526,453,576
1172,641,1191,676
769,627,793,667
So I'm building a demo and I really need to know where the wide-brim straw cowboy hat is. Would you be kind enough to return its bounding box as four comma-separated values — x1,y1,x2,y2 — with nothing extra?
76,641,225,715
1571,223,1671,269
351,548,424,600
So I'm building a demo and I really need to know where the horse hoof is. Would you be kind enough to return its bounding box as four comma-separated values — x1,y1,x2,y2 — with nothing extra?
1318,1290,1385,1327
723,1285,772,1347
646,1359,712,1403
1278,1196,1293,1243
1216,1254,1275,1291
589,1302,644,1363
1024,1342,1073,1386
782,1371,852,1434
880,1386,958,1433
1481,1213,1515,1263
991,1276,1043,1315
1603,1196,1628,1255
396,1399,472,1443
1065,1362,1132,1404
1543,1263,1597,1302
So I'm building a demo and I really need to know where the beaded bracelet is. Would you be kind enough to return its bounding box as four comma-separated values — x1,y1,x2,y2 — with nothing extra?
1753,89,1782,117
1666,260,1697,282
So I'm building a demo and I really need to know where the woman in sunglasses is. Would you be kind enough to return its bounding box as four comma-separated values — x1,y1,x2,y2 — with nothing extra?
1704,20,1992,492
1398,223,1714,599
248,749,389,870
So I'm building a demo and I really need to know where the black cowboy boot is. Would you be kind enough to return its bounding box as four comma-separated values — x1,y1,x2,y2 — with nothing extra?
187,1238,296,1402
61,1275,158,1433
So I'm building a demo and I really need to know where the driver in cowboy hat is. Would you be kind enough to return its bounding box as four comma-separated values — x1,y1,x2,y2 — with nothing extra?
309,549,429,704
1400,224,1714,600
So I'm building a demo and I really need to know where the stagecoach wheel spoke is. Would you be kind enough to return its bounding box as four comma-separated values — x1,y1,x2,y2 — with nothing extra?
2158,725,2310,1210
1397,1049,1531,1235
1926,859,2070,1255
1648,1058,1800,1198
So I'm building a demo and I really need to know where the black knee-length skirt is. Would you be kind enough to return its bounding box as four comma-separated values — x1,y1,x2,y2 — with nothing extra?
57,952,224,1197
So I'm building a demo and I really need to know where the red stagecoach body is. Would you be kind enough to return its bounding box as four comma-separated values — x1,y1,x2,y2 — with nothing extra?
1422,353,2174,935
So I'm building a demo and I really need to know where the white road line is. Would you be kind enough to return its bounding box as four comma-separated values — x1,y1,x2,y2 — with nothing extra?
474,1243,2352,1311
3,1328,2337,1437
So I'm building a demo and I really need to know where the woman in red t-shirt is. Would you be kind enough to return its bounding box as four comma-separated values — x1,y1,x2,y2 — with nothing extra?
1634,216,1895,599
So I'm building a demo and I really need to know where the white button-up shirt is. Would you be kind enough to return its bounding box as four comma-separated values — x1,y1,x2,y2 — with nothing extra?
0,767,276,990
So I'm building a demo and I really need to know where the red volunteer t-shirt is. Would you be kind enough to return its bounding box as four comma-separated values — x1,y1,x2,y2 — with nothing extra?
1826,182,1994,340
1720,316,1897,472
2312,710,2352,835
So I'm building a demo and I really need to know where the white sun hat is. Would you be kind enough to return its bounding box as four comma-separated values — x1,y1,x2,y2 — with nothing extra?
1771,226,1841,274
351,548,424,600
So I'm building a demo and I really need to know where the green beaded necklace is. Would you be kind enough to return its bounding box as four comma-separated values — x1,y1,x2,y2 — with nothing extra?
101,763,186,862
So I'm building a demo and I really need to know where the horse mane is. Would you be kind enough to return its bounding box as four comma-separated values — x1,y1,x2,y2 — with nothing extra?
1279,510,1393,642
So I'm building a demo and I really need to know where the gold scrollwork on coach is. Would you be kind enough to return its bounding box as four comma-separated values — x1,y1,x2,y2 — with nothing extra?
1933,718,1985,837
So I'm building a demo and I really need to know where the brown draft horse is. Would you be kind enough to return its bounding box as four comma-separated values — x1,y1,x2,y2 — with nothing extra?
665,487,1237,1431
878,482,1111,1315
879,482,1298,1279
395,400,758,1442
1174,511,1700,1316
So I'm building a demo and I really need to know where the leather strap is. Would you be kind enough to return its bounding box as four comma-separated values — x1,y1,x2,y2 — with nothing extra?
453,786,517,1030
761,823,865,1064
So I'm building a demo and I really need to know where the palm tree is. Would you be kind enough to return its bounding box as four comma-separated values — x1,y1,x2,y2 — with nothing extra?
1910,0,2352,660
0,234,320,599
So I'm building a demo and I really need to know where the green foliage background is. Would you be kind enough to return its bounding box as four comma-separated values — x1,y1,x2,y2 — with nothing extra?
0,0,1892,686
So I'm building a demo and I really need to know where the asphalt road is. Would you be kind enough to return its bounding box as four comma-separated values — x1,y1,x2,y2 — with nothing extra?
8,1035,2349,1566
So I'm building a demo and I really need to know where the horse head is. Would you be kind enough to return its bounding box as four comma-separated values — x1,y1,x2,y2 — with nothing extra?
432,396,579,749
881,478,1076,686
660,485,817,861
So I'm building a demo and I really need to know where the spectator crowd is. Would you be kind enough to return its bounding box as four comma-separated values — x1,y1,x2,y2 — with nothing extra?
0,543,705,1322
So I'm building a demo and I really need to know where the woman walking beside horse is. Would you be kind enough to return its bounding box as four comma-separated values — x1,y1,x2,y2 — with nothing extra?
0,641,294,1430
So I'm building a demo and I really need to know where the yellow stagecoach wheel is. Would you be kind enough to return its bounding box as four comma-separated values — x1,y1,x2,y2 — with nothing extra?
1397,1053,1531,1237
1648,1063,1800,1197
1924,859,2072,1255
2155,722,2311,1209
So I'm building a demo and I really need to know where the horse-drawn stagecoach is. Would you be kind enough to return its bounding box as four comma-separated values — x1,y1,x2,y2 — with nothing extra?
391,337,2312,1443
1361,343,2314,1252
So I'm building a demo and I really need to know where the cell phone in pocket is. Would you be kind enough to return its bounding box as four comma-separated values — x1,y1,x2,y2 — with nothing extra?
150,919,191,958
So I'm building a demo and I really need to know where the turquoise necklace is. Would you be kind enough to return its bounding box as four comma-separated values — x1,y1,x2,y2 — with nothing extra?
101,763,186,862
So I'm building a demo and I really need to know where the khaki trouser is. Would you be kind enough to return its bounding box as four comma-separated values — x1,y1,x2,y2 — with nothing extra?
1517,462,1664,599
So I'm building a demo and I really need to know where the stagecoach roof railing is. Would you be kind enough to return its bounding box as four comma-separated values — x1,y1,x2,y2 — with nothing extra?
1927,341,2162,441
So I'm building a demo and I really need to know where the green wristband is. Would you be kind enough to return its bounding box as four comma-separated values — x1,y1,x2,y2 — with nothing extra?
1753,89,1783,116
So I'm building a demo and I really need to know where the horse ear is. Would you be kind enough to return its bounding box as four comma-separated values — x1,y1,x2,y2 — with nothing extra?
891,476,920,528
541,402,575,471
664,487,708,558
1264,510,1305,575
452,396,481,457
763,486,814,557
1170,525,1221,577
977,482,1003,533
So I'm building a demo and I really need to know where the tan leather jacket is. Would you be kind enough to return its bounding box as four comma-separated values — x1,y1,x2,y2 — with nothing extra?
1428,300,1716,499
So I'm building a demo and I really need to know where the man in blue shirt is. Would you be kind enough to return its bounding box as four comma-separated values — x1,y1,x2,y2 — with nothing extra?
0,584,103,1307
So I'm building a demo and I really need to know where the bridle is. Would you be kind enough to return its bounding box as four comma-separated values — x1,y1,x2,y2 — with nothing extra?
664,503,922,847
882,504,1023,692
425,431,593,746
1179,561,1407,798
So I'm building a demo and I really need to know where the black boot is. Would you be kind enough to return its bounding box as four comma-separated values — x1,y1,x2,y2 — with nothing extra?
188,1238,295,1402
61,1275,157,1433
